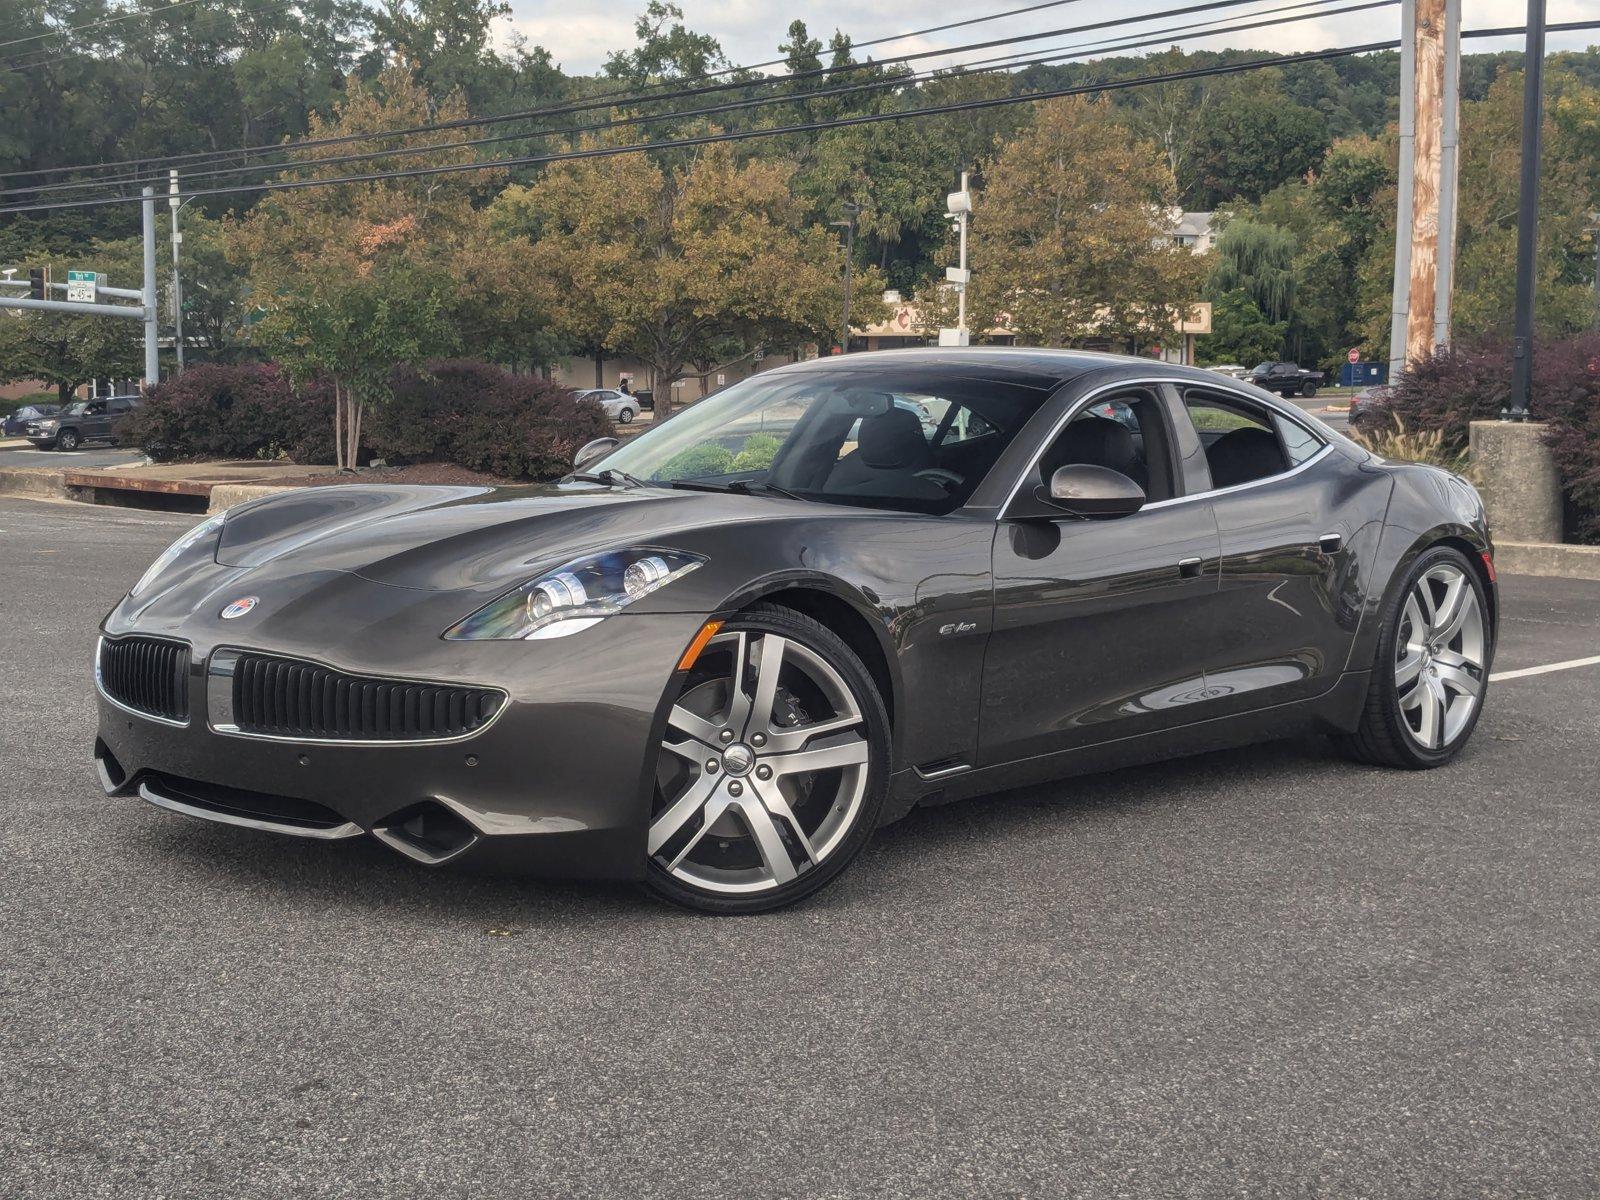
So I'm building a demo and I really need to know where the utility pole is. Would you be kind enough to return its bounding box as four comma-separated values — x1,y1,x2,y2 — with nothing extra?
1404,0,1446,365
169,170,185,370
1433,0,1462,350
940,172,973,347
1386,0,1417,383
1506,0,1546,420
830,202,860,354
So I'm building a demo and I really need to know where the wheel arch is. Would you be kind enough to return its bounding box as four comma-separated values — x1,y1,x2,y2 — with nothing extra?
724,578,899,732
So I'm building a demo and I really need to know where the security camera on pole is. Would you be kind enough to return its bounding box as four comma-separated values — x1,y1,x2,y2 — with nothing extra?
939,173,973,348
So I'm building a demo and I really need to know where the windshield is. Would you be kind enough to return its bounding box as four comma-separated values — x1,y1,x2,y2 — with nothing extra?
593,366,1052,515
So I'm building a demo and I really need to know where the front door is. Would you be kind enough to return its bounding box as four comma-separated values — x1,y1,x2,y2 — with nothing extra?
979,386,1225,767
1175,386,1370,712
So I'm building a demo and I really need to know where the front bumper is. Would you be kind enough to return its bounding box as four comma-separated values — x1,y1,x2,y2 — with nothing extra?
26,434,57,448
95,608,712,880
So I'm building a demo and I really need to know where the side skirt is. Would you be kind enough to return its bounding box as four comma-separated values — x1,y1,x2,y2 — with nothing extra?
882,670,1371,821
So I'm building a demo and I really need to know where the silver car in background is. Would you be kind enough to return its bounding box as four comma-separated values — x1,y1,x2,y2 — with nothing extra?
577,388,642,425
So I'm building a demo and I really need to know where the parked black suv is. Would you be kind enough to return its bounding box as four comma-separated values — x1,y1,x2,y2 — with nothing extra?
25,395,140,451
1250,361,1325,398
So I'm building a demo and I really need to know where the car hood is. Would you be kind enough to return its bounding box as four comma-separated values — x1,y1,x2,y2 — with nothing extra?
215,483,806,594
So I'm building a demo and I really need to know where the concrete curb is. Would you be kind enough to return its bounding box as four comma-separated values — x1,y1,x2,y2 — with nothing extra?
0,466,70,502
207,483,305,514
1496,541,1600,582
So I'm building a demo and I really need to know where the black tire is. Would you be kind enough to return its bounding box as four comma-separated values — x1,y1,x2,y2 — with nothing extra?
55,428,80,451
617,408,634,424
643,602,890,914
1340,544,1493,769
1300,382,1318,398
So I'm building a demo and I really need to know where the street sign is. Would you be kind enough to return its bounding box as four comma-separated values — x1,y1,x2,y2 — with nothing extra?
66,270,97,303
1347,348,1361,364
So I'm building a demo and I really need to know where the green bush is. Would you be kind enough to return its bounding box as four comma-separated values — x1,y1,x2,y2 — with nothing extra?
729,433,782,473
659,443,735,480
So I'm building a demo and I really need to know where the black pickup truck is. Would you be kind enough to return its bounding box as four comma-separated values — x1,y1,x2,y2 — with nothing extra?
1249,361,1325,398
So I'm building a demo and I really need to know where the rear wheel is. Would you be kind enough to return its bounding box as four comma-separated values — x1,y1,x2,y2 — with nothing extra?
1342,546,1491,768
617,407,634,424
56,428,80,451
643,604,889,913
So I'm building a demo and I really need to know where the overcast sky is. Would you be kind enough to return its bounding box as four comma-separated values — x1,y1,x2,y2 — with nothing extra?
497,0,1596,78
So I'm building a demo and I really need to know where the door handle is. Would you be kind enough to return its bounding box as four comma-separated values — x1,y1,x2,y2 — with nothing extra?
1178,556,1204,579
1319,532,1343,553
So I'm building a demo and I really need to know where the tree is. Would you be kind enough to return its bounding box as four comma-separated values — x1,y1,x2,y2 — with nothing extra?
1182,76,1331,209
1197,290,1288,366
257,256,458,468
500,141,874,418
959,97,1205,349
0,310,142,403
1208,220,1297,323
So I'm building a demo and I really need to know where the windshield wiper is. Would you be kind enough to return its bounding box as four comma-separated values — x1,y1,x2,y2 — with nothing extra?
666,478,806,502
568,468,649,489
727,479,805,501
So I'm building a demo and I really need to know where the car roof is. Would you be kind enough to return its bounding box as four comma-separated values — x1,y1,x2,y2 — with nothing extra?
762,347,1261,393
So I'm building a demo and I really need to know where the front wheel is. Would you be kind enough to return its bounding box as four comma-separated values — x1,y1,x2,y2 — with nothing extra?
1300,382,1318,398
643,603,890,914
1341,546,1492,768
55,429,81,451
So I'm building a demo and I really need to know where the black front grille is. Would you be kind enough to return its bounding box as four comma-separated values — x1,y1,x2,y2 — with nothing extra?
99,636,191,722
230,652,503,741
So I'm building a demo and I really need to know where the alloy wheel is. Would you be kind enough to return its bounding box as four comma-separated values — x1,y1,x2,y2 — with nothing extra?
1394,562,1486,751
649,629,872,896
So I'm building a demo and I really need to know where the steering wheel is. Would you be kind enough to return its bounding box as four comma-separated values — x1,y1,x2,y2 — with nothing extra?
913,468,965,492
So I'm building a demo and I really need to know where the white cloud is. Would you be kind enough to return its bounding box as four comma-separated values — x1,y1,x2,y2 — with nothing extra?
501,0,1597,76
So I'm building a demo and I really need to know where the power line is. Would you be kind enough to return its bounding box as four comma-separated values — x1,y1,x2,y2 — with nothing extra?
0,0,253,53
0,0,1344,182
3,0,1391,199
0,40,1410,216
3,16,1590,216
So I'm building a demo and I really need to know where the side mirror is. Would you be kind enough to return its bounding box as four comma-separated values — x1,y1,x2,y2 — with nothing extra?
1036,463,1146,519
573,437,619,471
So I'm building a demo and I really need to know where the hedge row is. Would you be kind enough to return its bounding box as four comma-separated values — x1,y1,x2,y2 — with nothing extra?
1353,334,1600,544
128,360,613,482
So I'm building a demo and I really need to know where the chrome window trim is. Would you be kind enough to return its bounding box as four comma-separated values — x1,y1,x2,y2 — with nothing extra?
94,635,192,729
206,646,510,746
997,375,1332,518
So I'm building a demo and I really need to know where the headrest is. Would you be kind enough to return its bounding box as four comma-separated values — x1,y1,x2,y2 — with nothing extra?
857,407,931,470
1207,426,1287,489
1052,415,1135,471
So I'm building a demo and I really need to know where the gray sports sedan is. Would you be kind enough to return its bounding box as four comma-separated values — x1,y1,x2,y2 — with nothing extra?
94,349,1496,912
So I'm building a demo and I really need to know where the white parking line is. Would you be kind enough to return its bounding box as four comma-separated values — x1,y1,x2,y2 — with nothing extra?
1491,655,1600,682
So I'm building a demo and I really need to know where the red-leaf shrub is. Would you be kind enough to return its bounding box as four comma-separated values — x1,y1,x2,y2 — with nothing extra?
128,363,335,464
1352,335,1600,544
371,361,611,481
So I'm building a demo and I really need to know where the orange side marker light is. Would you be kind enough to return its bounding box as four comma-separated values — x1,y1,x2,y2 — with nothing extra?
677,620,723,671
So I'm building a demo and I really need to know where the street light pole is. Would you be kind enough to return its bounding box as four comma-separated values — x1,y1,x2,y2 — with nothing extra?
141,187,160,389
169,169,184,370
831,202,860,354
1505,0,1546,420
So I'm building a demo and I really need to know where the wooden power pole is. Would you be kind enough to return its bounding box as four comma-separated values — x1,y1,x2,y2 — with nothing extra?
1404,0,1447,364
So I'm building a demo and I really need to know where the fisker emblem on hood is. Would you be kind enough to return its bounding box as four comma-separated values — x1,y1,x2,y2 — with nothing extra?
220,596,259,620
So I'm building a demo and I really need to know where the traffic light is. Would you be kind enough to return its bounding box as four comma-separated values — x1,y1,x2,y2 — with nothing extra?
27,266,47,300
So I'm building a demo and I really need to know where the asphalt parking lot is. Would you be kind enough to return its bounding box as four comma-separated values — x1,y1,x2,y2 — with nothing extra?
3,497,1597,1198
0,441,145,471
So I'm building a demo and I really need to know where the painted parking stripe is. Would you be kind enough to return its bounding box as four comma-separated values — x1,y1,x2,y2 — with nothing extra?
1491,655,1600,683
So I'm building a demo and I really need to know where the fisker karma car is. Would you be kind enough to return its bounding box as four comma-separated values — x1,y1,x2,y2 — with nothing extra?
94,350,1496,913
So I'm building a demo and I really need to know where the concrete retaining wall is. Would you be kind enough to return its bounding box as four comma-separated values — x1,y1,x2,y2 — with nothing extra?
207,483,303,514
1496,541,1600,582
0,467,69,502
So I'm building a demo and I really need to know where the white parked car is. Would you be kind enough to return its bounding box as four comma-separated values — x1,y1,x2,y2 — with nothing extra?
576,388,642,424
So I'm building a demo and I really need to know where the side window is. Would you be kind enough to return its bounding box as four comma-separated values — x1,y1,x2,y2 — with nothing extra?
1184,393,1290,490
1037,390,1175,504
1274,414,1323,466
87,401,107,415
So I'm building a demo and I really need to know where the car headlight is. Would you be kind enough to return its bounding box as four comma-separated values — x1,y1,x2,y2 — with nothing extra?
444,548,705,641
37,419,59,430
130,513,225,598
